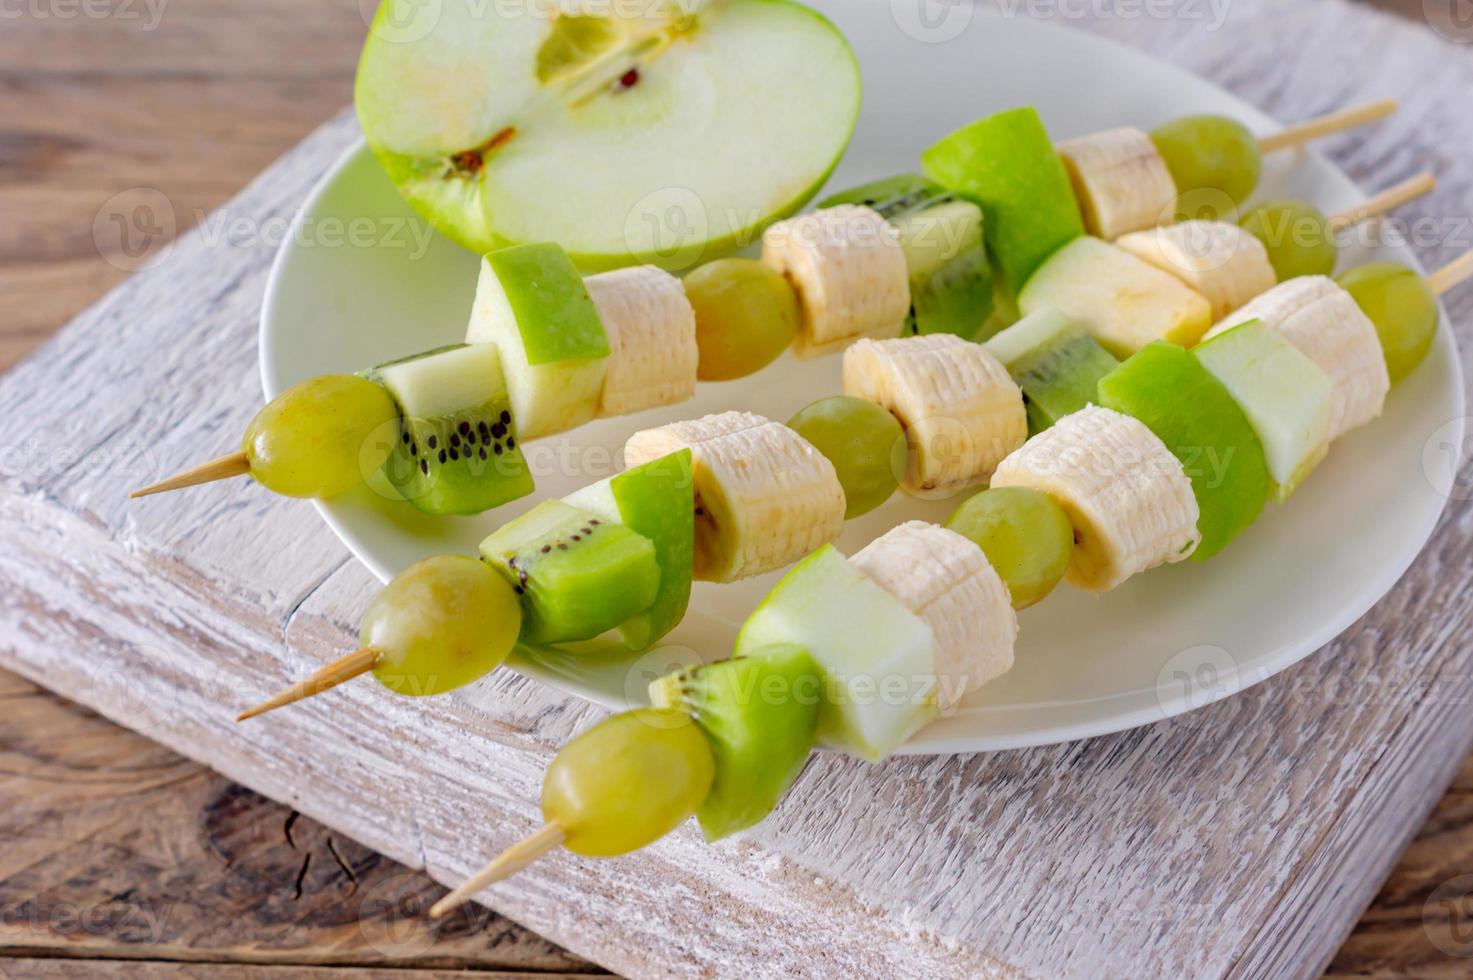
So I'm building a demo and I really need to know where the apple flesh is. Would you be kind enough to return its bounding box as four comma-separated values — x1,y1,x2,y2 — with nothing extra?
465,243,610,441
356,0,861,271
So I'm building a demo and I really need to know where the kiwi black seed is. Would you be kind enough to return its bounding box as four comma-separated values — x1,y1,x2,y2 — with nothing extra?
458,421,471,437
427,435,438,449
500,411,511,425
438,449,447,464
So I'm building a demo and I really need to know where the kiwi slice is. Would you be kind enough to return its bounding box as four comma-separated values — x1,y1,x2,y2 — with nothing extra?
565,450,695,651
369,344,534,516
1096,341,1272,561
822,175,994,340
987,310,1120,435
649,645,822,841
480,500,660,644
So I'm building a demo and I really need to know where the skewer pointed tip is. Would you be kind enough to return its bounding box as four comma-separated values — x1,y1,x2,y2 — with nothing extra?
235,648,381,722
429,823,566,919
131,451,250,499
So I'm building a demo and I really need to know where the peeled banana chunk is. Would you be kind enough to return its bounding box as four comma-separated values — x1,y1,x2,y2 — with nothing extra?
762,205,912,359
843,334,1027,497
992,405,1201,593
624,411,846,583
586,265,698,419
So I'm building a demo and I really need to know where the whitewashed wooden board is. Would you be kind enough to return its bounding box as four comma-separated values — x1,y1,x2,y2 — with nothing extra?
3,1,1472,976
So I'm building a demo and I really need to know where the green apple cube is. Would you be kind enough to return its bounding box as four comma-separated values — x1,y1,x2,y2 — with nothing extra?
356,0,861,271
920,107,1084,295
564,449,695,651
649,645,821,841
368,344,535,515
735,546,937,762
480,499,659,644
465,243,609,440
1097,342,1272,561
985,308,1119,434
1018,237,1214,357
1193,320,1333,501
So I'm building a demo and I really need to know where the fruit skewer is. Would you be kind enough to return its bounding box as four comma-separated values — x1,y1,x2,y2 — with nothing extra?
1060,99,1399,240
132,98,1400,510
428,249,1472,917
231,171,1436,721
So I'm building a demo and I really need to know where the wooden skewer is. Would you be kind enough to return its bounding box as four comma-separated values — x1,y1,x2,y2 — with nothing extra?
131,451,250,498
1327,172,1436,232
1258,98,1398,155
1429,251,1473,297
429,823,567,918
236,647,382,721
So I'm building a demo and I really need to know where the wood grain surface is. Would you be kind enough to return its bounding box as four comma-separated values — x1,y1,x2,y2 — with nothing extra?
2,0,1472,977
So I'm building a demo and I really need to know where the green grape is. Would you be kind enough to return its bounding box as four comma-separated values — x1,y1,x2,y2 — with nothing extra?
542,707,715,857
787,396,906,518
1239,200,1338,281
1150,115,1262,217
361,555,522,698
1337,262,1439,384
945,487,1073,609
684,258,800,381
242,374,398,498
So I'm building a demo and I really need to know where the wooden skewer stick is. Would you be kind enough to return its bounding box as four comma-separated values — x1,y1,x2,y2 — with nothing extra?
1258,98,1398,155
1429,251,1473,297
236,647,382,722
1327,172,1437,232
429,823,567,919
131,451,250,498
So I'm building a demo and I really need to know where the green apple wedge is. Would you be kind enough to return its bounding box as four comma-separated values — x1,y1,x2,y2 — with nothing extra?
356,0,862,272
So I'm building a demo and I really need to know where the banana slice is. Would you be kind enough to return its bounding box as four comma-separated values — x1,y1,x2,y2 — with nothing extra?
1057,127,1179,240
991,405,1201,593
1114,220,1277,321
843,334,1026,496
1205,276,1389,440
762,205,911,358
625,411,845,583
586,266,698,419
850,521,1017,714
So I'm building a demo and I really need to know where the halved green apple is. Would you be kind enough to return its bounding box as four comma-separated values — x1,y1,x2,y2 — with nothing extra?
356,0,862,271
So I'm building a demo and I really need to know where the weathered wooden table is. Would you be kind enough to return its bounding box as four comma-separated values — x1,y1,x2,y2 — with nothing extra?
4,0,1473,976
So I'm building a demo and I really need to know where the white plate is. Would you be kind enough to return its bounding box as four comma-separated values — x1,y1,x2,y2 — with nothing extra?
261,2,1464,753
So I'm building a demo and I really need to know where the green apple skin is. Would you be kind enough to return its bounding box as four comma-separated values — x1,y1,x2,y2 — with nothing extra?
464,243,610,440
565,449,695,651
921,107,1084,296
1097,341,1273,562
355,0,861,273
